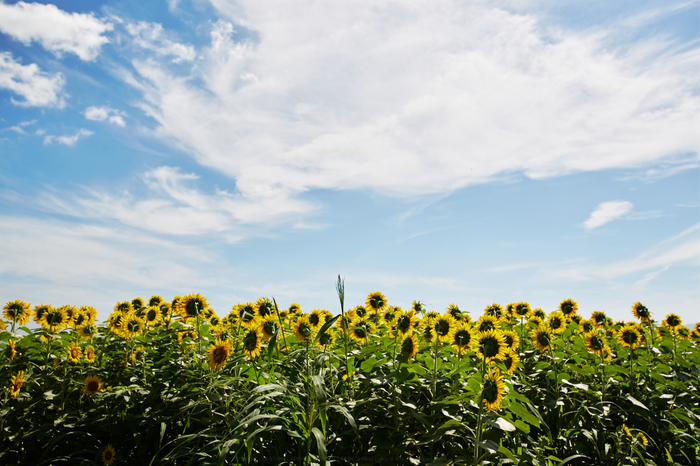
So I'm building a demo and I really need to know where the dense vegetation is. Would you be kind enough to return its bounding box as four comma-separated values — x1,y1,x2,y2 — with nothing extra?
1,280,699,465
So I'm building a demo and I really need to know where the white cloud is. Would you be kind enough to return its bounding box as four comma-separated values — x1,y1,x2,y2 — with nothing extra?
44,128,94,146
126,21,196,63
116,0,698,228
583,201,634,230
84,105,127,126
36,166,315,237
0,1,112,61
0,52,66,107
5,119,37,135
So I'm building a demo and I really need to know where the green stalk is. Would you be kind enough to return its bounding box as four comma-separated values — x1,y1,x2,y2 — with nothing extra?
473,357,486,466
336,275,351,389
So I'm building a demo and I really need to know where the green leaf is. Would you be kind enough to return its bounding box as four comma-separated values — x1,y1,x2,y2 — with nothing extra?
311,427,326,466
508,401,540,428
314,315,340,345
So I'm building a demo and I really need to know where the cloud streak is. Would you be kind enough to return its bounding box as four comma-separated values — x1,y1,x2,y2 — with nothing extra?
583,201,634,230
0,52,66,108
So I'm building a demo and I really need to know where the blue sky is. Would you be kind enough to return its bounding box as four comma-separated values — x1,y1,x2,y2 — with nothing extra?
1,0,698,326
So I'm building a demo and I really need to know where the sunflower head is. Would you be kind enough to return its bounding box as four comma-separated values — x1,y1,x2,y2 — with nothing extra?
145,306,162,326
591,311,607,328
208,339,232,370
531,326,551,352
234,302,257,326
287,303,302,317
559,298,578,317
481,369,506,411
83,375,103,396
131,297,145,311
585,332,607,357
293,315,315,342
255,297,275,319
260,315,279,341
399,333,419,361
5,339,16,362
474,329,508,362
446,303,464,321
114,301,133,314
395,311,418,336
450,323,473,352
80,323,97,340
366,291,387,312
178,294,208,321
84,345,96,363
410,300,425,314
433,314,457,343
662,313,682,330
631,301,650,322
420,319,436,342
148,295,163,307
33,304,52,325
513,302,532,319
67,341,82,363
43,306,68,333
10,370,25,398
349,317,375,344
3,299,31,325
547,311,566,334
101,443,115,465
618,325,641,349
483,303,503,319
501,330,519,352
308,309,327,329
532,308,547,321
499,350,519,374
382,306,401,325
317,329,336,348
476,314,500,333
242,328,263,359
349,305,368,320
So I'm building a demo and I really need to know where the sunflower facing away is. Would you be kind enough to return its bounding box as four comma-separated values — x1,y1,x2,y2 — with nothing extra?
208,339,232,371
293,315,315,343
3,299,31,326
395,311,419,336
591,311,607,328
585,332,607,358
483,303,503,319
349,317,375,344
399,333,419,361
631,302,651,323
531,326,552,353
5,339,16,362
33,304,51,325
241,328,263,359
618,325,641,349
260,316,279,342
499,350,520,374
474,329,508,362
83,375,104,395
481,369,506,411
255,297,275,319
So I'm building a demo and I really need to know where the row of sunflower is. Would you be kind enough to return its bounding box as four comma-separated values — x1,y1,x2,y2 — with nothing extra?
1,294,699,465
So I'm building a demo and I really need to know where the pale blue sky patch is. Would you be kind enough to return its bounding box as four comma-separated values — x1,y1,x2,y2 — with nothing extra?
0,0,698,325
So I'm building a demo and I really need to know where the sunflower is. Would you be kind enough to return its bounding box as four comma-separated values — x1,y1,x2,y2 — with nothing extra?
694,323,700,334
530,325,552,353
159,302,172,323
395,311,419,336
420,319,436,343
308,309,327,330
207,339,232,370
254,297,275,319
287,303,302,317
3,299,31,326
241,328,263,359
122,315,145,339
382,306,401,325
317,329,336,348
177,293,208,322
579,320,595,334
145,306,162,326
10,370,25,398
661,313,682,331
335,314,351,333
293,315,315,343
131,297,145,311
631,302,650,323
101,444,115,465
475,314,500,333
433,314,457,343
591,311,607,328
677,326,691,340
41,306,68,333
445,303,464,321
234,303,258,328
473,329,508,362
148,295,163,307
585,332,607,357
399,333,419,361
547,311,566,334
79,324,97,340
348,305,368,320
84,345,96,363
33,304,51,325
618,325,641,349
513,302,532,320
72,308,90,329
501,330,519,353
365,291,387,312
349,317,375,344
531,308,546,321
260,315,279,342
559,299,578,318
0,318,6,332
114,301,133,314
5,339,16,362
450,323,473,353
499,350,519,374
483,303,503,319
83,375,103,395
67,341,82,364
410,300,425,314
481,369,506,411
637,432,649,448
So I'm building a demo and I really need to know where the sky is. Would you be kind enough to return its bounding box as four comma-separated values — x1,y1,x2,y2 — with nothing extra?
0,0,698,326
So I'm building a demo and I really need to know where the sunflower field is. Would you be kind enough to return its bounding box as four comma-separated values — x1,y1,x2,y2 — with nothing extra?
1,280,699,465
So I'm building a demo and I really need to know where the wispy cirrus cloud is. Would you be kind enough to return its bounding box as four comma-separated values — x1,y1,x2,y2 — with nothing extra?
125,21,196,63
0,1,112,61
0,52,66,108
110,0,698,233
583,201,634,230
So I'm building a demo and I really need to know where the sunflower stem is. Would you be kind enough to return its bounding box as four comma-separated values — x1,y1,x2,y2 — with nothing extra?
473,357,486,466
